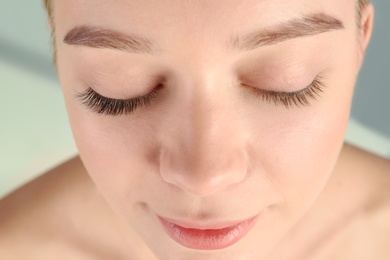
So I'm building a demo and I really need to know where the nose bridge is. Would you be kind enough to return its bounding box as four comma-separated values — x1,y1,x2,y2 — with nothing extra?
159,74,248,197
189,86,233,168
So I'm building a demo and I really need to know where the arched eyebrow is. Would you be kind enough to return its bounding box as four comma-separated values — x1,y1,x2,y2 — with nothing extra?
63,25,161,55
63,13,344,55
229,13,345,50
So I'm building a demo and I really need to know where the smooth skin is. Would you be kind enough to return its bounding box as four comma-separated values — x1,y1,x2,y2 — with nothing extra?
1,0,390,259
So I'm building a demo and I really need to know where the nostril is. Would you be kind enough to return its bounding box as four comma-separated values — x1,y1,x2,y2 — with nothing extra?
159,147,248,197
164,173,227,197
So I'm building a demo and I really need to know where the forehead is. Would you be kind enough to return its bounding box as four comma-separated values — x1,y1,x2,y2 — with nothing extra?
56,0,355,30
55,0,355,58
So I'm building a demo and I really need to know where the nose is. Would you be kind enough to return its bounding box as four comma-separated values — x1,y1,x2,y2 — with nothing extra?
159,80,249,197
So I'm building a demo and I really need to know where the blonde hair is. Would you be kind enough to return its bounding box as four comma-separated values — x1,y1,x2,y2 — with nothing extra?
42,0,370,67
43,0,56,66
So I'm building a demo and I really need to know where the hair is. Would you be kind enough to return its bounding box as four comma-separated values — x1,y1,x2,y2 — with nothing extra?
43,0,57,66
42,0,370,67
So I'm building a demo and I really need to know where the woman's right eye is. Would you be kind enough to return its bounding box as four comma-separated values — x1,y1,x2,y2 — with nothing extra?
75,84,163,116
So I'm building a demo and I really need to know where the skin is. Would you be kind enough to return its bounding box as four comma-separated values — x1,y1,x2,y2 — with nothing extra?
1,0,390,259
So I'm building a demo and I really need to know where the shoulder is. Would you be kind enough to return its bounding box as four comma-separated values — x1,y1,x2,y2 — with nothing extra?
0,156,92,258
360,148,390,258
333,144,390,259
340,143,390,173
340,143,390,214
337,143,390,195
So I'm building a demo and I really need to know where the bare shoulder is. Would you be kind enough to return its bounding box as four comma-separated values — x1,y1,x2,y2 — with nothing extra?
342,143,390,210
339,143,390,193
342,143,390,169
334,144,390,259
0,156,93,259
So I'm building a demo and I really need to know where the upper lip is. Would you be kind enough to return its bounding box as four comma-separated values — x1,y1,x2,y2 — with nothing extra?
157,214,259,230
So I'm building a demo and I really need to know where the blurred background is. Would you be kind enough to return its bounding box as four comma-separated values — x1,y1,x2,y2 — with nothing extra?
0,0,389,198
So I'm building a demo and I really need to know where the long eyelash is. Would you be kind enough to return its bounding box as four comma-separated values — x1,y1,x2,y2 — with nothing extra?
246,77,325,108
76,85,161,116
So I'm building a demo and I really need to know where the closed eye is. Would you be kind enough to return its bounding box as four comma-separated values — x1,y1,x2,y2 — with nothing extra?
75,84,163,116
242,76,325,108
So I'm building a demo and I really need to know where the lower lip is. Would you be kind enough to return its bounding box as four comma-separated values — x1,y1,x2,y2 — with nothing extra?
158,215,259,250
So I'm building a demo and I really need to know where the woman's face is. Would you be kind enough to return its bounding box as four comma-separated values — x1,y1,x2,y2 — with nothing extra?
54,0,368,258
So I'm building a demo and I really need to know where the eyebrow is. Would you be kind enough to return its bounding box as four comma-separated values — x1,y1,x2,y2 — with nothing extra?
63,12,344,55
63,25,160,55
230,13,344,50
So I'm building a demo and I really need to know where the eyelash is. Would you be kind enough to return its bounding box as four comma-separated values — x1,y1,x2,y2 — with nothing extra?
76,77,325,116
76,84,162,116
243,76,325,108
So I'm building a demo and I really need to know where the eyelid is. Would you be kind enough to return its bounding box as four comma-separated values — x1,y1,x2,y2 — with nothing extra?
75,84,162,115
242,76,325,107
76,86,146,102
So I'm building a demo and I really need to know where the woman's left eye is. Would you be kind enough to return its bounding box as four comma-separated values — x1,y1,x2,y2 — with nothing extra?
242,76,325,108
75,84,163,116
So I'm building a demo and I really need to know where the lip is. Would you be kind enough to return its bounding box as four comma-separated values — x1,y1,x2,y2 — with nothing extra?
157,214,260,250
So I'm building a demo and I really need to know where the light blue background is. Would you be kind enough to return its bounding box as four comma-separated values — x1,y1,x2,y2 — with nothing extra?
352,0,390,137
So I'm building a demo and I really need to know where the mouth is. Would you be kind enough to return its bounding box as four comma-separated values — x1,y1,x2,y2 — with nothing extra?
157,214,260,250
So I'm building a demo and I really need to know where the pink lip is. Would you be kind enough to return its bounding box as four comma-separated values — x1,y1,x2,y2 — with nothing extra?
157,214,260,250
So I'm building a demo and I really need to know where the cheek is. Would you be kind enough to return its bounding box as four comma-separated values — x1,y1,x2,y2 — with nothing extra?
247,74,355,220
64,101,158,210
257,38,359,218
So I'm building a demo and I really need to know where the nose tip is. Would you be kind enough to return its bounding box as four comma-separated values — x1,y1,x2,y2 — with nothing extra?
159,147,248,197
